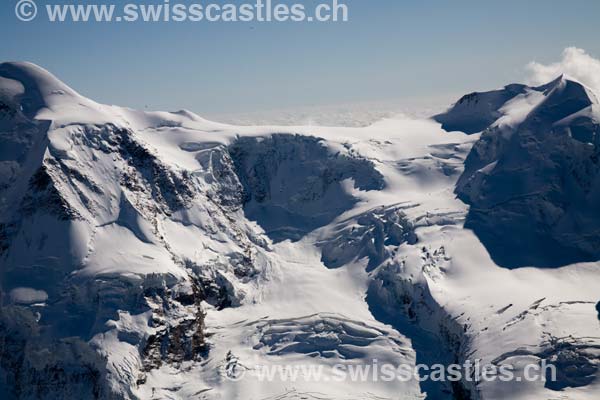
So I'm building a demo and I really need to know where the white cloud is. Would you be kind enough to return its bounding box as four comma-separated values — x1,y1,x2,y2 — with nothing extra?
526,47,600,95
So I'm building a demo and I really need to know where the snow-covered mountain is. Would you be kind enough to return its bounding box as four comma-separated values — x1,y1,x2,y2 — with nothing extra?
448,76,600,268
0,62,598,400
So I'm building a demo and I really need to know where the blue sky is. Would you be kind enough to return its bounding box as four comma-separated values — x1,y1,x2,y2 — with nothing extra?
2,0,600,114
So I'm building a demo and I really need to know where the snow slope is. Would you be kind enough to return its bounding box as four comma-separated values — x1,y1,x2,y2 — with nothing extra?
0,62,598,400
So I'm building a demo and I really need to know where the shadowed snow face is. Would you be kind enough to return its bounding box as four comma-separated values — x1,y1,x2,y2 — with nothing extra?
229,134,385,243
453,78,600,268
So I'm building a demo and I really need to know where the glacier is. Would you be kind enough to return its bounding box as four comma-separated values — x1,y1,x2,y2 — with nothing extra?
0,62,599,400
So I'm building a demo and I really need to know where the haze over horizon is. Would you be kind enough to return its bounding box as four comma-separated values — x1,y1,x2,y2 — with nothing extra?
2,0,600,117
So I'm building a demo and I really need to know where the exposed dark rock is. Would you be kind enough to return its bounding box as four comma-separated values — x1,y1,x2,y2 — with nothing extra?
21,165,81,220
139,281,208,374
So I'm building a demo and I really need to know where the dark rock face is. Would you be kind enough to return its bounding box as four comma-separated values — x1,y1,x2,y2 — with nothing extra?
77,125,197,215
229,134,386,242
138,282,208,379
21,165,82,220
456,78,600,268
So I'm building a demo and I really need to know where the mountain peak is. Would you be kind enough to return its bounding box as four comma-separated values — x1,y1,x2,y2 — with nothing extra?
0,62,82,117
434,75,598,134
433,83,528,134
528,75,596,125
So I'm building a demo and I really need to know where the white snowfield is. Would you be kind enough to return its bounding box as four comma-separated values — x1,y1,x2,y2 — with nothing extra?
0,62,598,400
